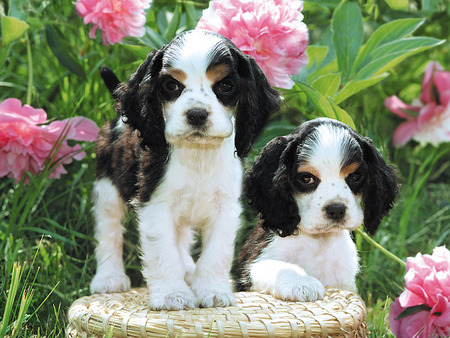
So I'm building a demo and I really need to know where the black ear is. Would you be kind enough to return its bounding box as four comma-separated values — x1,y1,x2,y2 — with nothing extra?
100,66,121,94
233,51,282,158
359,137,398,235
244,135,300,237
114,49,168,153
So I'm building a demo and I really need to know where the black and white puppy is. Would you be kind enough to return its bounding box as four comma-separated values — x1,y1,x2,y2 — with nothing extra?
90,30,281,310
233,118,397,302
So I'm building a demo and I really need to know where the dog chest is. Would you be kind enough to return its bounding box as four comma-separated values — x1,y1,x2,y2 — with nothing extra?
146,142,242,226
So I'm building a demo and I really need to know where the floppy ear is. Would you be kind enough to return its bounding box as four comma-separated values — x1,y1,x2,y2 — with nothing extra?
233,51,282,158
100,66,121,94
244,135,300,237
359,137,398,235
114,49,168,153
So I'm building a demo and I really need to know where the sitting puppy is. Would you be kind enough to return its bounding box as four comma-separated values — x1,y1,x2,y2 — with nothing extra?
233,118,397,302
90,30,281,310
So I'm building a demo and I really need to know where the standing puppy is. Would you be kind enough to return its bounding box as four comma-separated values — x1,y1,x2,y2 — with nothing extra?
233,118,397,302
90,30,281,310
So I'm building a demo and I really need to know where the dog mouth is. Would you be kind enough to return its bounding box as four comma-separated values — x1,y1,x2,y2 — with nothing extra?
168,130,227,144
301,219,360,235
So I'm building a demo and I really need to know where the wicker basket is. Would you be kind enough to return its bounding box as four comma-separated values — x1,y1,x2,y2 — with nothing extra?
66,288,366,337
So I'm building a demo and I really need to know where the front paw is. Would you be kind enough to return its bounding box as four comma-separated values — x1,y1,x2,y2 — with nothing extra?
274,275,325,302
192,282,236,308
149,285,196,310
90,273,131,294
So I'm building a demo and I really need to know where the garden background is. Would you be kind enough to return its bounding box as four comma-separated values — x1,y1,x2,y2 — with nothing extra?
0,0,449,336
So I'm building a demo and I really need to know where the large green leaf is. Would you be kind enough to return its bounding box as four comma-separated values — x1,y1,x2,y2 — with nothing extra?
296,82,355,129
45,25,86,79
334,73,389,104
139,26,167,49
327,97,356,130
384,0,409,10
163,4,182,41
306,45,329,70
311,73,341,97
355,37,445,80
1,16,29,45
331,0,363,82
354,18,425,72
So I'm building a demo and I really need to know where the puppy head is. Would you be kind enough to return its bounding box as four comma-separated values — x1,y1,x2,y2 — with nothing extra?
245,118,398,237
113,30,281,157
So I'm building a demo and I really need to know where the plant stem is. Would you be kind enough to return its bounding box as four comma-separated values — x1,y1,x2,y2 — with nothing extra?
355,227,406,268
26,32,33,105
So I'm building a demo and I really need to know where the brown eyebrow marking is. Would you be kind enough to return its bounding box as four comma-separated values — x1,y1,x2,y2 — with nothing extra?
341,162,360,178
297,165,321,179
166,69,187,83
206,64,230,83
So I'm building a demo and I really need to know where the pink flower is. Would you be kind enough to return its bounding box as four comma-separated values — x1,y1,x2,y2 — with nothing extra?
75,0,150,45
385,61,450,147
389,246,450,337
0,98,99,183
196,0,309,89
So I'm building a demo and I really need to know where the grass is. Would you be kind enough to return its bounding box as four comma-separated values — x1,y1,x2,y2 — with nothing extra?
0,0,449,336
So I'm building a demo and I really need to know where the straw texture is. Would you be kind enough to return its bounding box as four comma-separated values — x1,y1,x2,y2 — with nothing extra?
66,288,366,337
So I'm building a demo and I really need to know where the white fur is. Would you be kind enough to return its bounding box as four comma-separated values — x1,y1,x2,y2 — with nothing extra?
90,178,131,293
138,137,242,309
91,33,243,309
296,125,364,235
250,231,358,302
248,123,362,302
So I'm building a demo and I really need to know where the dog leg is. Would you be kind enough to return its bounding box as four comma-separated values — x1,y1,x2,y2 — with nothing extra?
138,203,196,310
177,226,196,286
190,202,240,308
250,259,325,302
90,178,131,294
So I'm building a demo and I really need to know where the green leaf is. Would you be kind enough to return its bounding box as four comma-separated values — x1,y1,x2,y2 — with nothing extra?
422,0,445,12
1,16,29,45
120,45,150,59
307,45,329,70
334,73,389,104
327,97,356,130
311,73,341,96
45,25,86,79
354,18,425,72
395,304,431,320
355,37,445,80
384,0,409,10
164,4,182,41
331,0,363,82
184,1,198,30
139,26,167,49
295,82,355,129
306,59,339,83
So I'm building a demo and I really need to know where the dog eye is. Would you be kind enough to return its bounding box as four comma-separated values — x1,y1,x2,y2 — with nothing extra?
162,79,181,93
297,173,318,185
216,80,234,93
348,172,362,184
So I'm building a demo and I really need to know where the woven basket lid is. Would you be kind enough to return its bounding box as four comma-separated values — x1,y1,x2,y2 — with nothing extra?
66,287,367,337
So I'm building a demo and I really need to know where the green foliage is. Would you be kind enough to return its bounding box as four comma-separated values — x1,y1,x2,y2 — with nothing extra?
0,0,449,336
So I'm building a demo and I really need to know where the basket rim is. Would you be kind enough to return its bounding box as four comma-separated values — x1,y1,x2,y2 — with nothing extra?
67,287,367,337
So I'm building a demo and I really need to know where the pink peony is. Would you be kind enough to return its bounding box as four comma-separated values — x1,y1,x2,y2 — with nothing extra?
0,98,99,183
196,0,309,89
75,0,150,45
389,246,450,337
385,61,450,147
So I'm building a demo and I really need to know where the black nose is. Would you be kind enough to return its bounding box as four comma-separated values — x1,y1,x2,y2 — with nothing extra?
325,203,346,221
186,109,208,126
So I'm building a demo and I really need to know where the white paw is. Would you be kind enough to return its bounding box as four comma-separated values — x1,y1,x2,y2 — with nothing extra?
192,282,236,308
274,275,325,302
149,286,196,310
90,273,131,294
